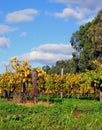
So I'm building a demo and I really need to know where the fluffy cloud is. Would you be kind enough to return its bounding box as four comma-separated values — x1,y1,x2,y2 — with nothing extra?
16,44,75,65
0,24,16,34
51,0,102,24
55,8,83,20
0,37,10,48
6,9,39,23
33,44,74,55
51,0,102,10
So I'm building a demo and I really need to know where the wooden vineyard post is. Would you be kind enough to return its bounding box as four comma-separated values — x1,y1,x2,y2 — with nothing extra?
100,90,102,101
32,69,38,104
60,68,64,98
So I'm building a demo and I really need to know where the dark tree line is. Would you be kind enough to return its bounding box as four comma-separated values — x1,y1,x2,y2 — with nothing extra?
43,10,102,74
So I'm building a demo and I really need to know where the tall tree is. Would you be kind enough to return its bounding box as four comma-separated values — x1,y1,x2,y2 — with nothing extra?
70,10,102,72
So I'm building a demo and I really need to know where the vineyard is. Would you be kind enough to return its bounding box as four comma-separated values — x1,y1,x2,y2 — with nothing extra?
0,58,102,102
0,3,102,130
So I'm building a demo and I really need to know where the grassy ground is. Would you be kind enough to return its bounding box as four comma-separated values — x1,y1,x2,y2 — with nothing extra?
0,98,102,130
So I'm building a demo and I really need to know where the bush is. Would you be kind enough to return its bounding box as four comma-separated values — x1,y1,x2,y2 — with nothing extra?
37,94,62,103
79,95,99,100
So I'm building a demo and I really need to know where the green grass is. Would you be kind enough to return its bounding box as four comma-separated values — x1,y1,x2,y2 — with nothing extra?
0,98,102,130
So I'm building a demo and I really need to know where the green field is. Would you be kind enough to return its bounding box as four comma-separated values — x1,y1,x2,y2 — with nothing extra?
0,98,102,130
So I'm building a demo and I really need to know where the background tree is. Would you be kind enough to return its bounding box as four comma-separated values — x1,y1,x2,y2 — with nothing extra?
43,10,102,74
70,10,102,72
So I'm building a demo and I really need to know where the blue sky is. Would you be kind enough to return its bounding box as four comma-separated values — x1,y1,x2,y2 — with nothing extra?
0,0,102,73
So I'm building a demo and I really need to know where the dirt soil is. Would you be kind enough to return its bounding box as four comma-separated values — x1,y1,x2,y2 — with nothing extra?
7,99,53,107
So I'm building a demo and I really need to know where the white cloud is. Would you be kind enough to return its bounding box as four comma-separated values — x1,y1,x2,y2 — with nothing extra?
14,43,75,65
55,8,83,20
50,0,102,24
0,24,16,34
6,9,39,23
33,44,74,55
0,37,10,48
51,0,102,10
20,32,27,37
